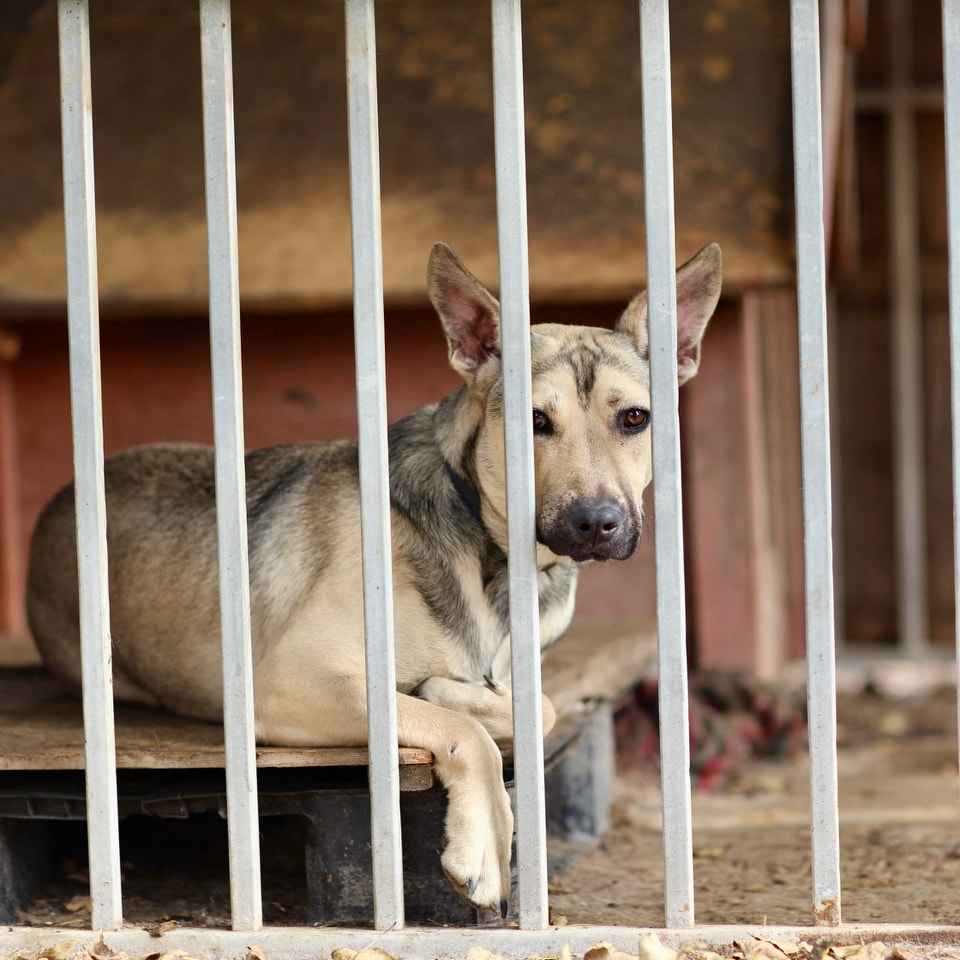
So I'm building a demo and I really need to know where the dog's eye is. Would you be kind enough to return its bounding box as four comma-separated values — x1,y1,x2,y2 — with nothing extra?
619,407,650,433
532,409,553,436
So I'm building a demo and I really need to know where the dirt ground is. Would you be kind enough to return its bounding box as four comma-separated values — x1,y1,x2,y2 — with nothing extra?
12,684,960,954
548,685,960,929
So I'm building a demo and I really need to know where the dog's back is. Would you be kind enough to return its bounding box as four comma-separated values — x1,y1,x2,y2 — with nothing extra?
28,443,224,712
27,440,363,718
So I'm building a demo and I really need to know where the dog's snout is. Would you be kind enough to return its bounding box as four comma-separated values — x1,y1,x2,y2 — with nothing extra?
540,496,639,562
567,499,625,547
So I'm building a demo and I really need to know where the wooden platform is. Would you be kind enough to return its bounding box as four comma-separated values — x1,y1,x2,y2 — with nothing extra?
0,619,656,788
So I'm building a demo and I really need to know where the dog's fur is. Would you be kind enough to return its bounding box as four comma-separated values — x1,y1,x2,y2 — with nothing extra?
26,242,721,910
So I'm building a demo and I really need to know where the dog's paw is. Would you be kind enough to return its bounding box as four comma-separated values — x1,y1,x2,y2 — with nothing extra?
440,777,513,910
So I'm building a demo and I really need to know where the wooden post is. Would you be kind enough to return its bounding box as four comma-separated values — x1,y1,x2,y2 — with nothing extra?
684,291,805,677
0,329,25,649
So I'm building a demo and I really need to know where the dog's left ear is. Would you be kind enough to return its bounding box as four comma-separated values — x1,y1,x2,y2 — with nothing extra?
428,243,501,385
617,242,722,385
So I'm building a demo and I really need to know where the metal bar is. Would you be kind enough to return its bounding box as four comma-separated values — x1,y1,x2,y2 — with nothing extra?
943,0,960,775
789,0,842,927
491,0,548,930
344,0,405,931
56,0,123,932
199,0,262,932
889,0,929,658
11,923,960,960
638,0,695,930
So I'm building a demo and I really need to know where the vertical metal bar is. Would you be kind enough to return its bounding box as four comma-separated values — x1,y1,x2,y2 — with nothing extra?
199,0,262,932
491,0,548,930
57,0,123,932
889,0,929,658
943,0,960,773
344,0,405,931
789,0,842,926
638,0,695,929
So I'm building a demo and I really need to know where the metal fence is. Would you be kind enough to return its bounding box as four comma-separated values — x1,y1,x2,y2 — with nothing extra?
5,0,960,955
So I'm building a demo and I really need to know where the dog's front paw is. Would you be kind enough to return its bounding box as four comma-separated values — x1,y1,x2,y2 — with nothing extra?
440,775,513,911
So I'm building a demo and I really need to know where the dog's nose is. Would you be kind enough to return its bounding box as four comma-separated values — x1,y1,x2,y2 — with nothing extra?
567,499,625,546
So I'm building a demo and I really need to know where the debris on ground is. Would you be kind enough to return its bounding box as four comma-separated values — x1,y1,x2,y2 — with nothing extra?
7,685,960,940
1,936,952,960
616,673,805,791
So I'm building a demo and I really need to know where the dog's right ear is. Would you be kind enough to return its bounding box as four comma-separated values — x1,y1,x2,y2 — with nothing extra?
428,243,501,384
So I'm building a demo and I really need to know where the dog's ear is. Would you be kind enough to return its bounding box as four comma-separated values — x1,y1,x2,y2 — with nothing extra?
616,242,722,385
428,243,501,384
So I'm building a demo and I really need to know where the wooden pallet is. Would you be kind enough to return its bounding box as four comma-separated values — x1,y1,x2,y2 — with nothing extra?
0,619,656,792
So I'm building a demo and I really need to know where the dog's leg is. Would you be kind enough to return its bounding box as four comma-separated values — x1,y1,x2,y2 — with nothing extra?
256,678,513,909
414,676,556,744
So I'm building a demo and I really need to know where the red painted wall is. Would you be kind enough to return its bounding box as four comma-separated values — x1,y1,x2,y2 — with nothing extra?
6,306,657,664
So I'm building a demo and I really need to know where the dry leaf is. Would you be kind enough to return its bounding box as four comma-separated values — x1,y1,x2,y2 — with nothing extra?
147,921,179,939
86,941,128,960
246,948,267,960
330,952,356,960
64,896,91,914
585,944,617,960
37,943,78,960
746,947,785,960
589,945,640,960
752,938,802,958
679,947,724,960
827,946,890,960
639,933,678,960
142,952,193,960
890,949,917,960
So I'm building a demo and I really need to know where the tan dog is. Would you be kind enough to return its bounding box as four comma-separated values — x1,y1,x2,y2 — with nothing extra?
27,242,721,911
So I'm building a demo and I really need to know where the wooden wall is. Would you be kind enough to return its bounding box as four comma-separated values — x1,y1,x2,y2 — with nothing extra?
834,0,954,649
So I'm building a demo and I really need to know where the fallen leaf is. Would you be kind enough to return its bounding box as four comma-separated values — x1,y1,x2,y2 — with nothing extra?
639,934,678,960
64,897,91,914
890,949,917,960
585,946,611,960
148,921,178,939
827,945,890,960
678,946,724,960
86,940,115,960
753,937,802,958
585,944,618,960
37,942,78,960
246,948,267,960
330,951,356,960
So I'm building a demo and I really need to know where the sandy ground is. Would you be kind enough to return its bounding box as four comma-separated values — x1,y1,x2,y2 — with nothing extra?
11,685,960,955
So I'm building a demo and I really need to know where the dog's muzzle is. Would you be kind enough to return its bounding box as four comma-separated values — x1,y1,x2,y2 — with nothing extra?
541,497,639,562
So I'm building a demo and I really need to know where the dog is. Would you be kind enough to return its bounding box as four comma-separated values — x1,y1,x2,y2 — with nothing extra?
27,241,721,911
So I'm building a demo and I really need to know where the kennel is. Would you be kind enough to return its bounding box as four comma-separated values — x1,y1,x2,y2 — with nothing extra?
1,0,959,956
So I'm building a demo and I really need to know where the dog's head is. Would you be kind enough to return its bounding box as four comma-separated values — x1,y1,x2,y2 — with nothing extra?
428,242,721,563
